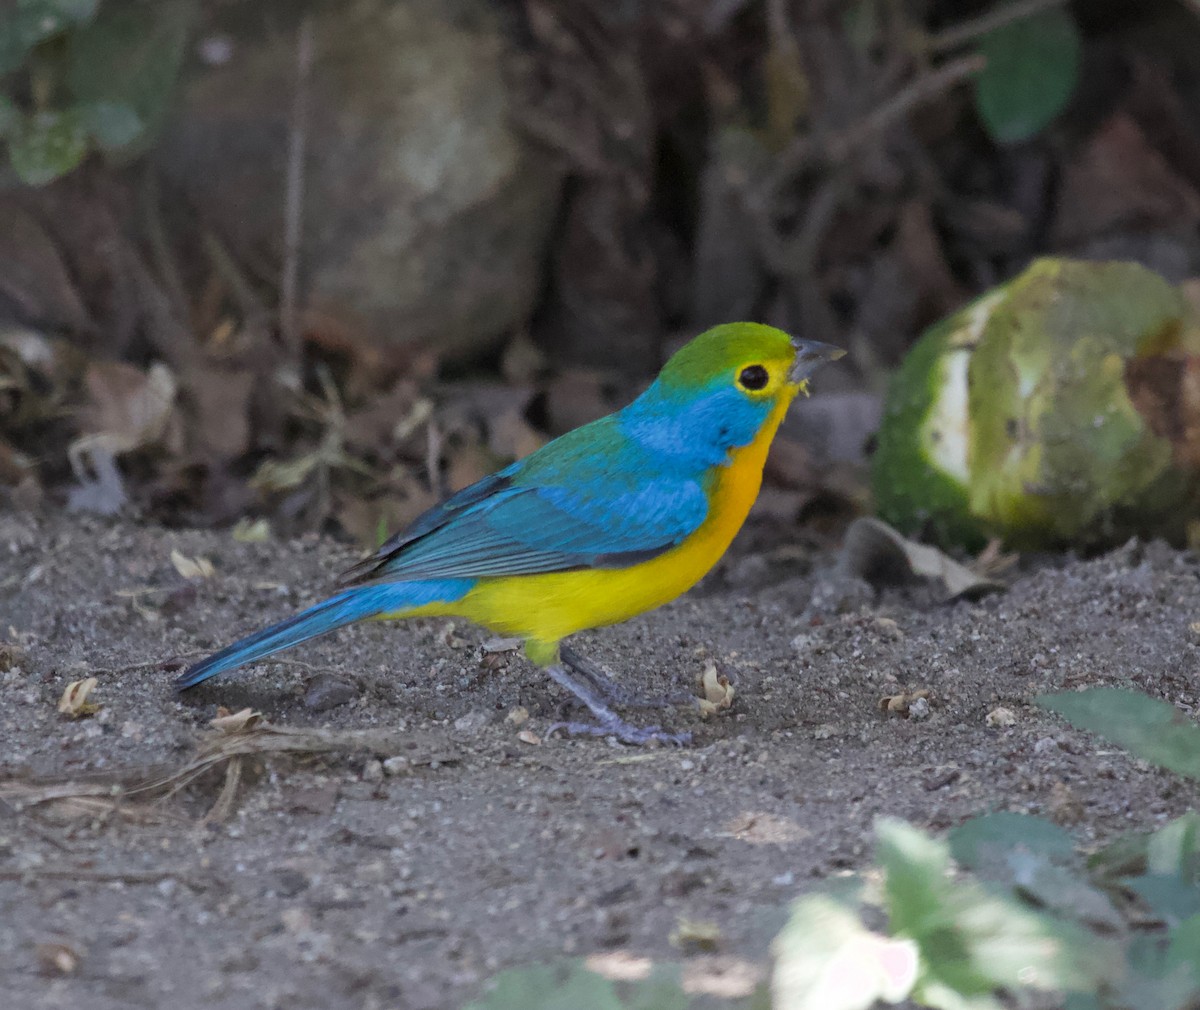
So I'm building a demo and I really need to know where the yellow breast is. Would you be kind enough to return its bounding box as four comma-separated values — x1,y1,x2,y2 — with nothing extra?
451,394,795,645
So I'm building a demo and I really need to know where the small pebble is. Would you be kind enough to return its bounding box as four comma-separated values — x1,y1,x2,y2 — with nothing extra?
383,756,410,776
303,675,357,712
907,697,931,721
362,759,384,783
986,706,1017,728
453,710,490,733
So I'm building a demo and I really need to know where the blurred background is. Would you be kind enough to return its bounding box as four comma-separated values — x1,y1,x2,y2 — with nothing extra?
2,0,1199,544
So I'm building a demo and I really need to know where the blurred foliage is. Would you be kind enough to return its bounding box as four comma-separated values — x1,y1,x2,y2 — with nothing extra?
973,6,1082,144
468,684,1200,1010
0,0,194,184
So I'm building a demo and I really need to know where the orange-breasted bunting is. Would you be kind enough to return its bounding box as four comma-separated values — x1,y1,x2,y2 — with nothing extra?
177,323,844,744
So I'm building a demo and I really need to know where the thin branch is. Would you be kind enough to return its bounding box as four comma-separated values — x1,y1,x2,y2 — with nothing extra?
280,15,315,362
764,53,986,196
927,0,1069,55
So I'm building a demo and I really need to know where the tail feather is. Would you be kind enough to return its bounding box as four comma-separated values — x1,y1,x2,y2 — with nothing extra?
175,579,473,690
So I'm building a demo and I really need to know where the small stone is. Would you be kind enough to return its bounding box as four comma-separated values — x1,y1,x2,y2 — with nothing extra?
986,706,1017,728
504,706,529,726
453,710,490,733
362,759,384,783
873,617,904,640
1033,736,1059,755
1048,780,1084,825
303,675,356,712
907,697,931,721
813,723,838,740
481,637,521,654
382,756,410,777
517,729,541,745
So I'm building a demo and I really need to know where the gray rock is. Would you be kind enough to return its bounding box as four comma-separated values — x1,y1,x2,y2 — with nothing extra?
159,0,562,360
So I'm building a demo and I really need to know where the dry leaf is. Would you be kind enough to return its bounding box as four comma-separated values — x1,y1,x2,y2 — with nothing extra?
841,517,1005,599
58,678,100,718
231,518,271,543
170,549,215,580
879,688,932,717
669,917,721,952
697,661,735,718
0,642,26,672
75,360,177,457
209,707,262,733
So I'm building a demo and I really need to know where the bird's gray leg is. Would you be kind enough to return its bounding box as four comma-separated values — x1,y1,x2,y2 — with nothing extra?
558,643,698,711
543,663,691,746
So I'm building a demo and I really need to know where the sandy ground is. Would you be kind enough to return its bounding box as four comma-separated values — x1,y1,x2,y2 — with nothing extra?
2,509,1199,1009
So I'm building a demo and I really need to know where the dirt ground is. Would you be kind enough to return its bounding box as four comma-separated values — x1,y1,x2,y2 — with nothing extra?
2,508,1199,1010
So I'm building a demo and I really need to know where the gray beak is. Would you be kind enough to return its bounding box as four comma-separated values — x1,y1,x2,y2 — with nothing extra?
789,337,846,383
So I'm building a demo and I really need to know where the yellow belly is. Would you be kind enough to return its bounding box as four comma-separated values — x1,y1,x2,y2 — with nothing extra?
439,395,794,646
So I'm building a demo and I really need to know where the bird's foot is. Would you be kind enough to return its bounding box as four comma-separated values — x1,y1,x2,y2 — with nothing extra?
546,717,692,747
559,643,697,711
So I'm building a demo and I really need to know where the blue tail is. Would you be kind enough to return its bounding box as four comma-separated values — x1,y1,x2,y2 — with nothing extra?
175,579,475,690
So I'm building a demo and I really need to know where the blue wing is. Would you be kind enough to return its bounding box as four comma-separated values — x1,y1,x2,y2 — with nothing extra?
342,418,708,584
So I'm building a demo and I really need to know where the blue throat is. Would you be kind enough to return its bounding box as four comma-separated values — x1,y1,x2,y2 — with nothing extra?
617,379,772,472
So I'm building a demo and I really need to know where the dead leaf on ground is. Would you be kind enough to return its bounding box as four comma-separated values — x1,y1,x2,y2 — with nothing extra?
209,707,262,733
182,364,255,461
697,661,735,718
0,642,26,672
879,688,931,717
76,360,179,458
670,917,721,953
57,678,100,719
170,549,215,580
231,517,271,542
1052,112,1200,247
841,517,1005,600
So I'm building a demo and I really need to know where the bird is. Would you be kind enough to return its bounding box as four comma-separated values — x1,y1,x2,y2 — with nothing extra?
176,323,844,744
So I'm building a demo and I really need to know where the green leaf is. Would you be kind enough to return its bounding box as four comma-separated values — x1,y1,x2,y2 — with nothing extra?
1036,688,1200,781
1167,914,1200,974
464,963,623,1010
974,7,1081,144
771,891,918,1010
624,967,691,1010
1123,933,1200,1010
7,108,87,184
949,813,1122,929
78,99,143,151
950,813,1076,869
0,95,19,138
2,0,99,60
22,0,100,19
1148,812,1200,880
65,0,196,154
878,818,1117,1000
1126,875,1200,928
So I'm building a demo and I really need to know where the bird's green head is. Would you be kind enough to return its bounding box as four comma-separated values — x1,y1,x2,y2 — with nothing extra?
657,322,844,401
620,323,844,468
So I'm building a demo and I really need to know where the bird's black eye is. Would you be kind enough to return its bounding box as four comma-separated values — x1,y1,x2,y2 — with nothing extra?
738,364,769,391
